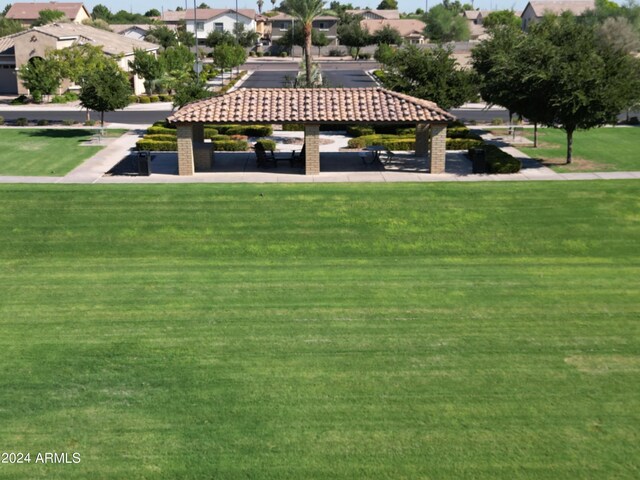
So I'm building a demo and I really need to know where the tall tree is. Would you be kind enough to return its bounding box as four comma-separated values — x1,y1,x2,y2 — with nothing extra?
34,9,66,26
377,0,398,9
0,17,24,37
257,0,264,14
213,43,247,83
18,56,62,102
424,5,470,42
79,61,131,127
129,50,164,94
146,25,178,49
91,4,112,21
374,24,402,45
286,0,325,86
482,10,521,30
145,9,161,17
337,14,374,59
379,44,477,110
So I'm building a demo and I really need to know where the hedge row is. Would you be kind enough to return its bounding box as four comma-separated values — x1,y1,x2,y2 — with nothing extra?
143,134,178,142
217,70,247,95
446,138,483,150
213,124,273,137
136,139,177,151
211,139,248,151
349,134,483,151
147,126,177,135
254,139,276,151
480,145,522,173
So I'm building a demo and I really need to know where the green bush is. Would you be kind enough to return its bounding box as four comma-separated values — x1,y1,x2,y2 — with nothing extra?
491,118,504,125
37,119,49,126
346,125,375,137
218,71,247,94
207,134,231,142
256,51,264,57
211,139,248,151
136,139,177,151
129,95,139,104
149,95,160,103
468,145,521,174
347,134,415,150
84,120,97,126
283,123,304,131
447,127,482,141
143,134,177,142
31,91,42,104
373,124,413,134
138,96,151,104
158,94,173,102
255,139,276,151
52,92,79,103
15,117,29,126
147,126,177,135
0,115,4,125
280,52,288,57
446,138,483,150
62,119,75,126
448,120,466,128
152,121,175,129
204,127,219,139
215,124,272,137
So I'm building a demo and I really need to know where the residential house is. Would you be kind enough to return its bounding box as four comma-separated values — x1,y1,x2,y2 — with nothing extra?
182,8,257,45
267,13,339,47
361,19,427,44
521,0,595,30
345,9,400,20
154,10,187,26
0,23,159,95
112,24,178,42
463,10,492,40
5,2,90,27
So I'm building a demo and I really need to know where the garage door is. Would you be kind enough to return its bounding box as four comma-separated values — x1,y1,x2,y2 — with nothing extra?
0,65,17,94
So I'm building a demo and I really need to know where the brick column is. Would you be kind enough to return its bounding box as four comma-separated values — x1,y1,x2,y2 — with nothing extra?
428,123,447,174
177,124,195,176
415,123,429,158
304,124,320,175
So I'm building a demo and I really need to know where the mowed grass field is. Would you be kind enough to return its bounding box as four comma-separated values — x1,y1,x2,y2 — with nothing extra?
0,129,121,176
518,127,639,172
0,182,638,479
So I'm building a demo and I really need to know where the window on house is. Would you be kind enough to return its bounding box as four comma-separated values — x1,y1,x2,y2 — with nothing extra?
214,22,223,32
196,22,205,31
279,22,288,30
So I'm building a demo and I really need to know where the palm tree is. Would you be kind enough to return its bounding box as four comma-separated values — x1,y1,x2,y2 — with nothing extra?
287,0,325,86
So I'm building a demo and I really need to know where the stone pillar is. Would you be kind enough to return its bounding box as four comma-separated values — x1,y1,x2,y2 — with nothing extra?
304,124,320,175
428,123,447,174
177,124,195,176
415,123,430,157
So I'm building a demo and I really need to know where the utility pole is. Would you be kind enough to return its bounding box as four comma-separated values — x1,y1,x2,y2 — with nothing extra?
235,0,240,75
193,0,199,74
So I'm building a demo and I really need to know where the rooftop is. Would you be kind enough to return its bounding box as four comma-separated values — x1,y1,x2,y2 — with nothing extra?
361,19,427,37
168,87,454,124
5,2,87,21
525,0,595,16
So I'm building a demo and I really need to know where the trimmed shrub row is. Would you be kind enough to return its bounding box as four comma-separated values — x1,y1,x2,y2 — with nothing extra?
346,125,375,137
218,71,247,95
211,139,248,151
446,138,483,150
147,126,177,135
136,139,177,151
255,139,276,151
468,145,521,173
213,124,273,137
348,134,416,150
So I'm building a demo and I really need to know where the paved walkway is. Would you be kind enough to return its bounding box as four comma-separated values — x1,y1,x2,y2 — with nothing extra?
0,128,639,184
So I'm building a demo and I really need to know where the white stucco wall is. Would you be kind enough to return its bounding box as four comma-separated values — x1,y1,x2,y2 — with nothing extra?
185,12,255,38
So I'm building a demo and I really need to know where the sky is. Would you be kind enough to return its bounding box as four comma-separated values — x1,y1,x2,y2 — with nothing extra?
77,0,536,16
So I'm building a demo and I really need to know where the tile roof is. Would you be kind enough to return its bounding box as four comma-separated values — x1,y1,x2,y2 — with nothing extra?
346,9,400,20
361,19,426,38
168,88,454,125
6,2,86,21
526,0,595,16
155,10,187,22
14,23,159,55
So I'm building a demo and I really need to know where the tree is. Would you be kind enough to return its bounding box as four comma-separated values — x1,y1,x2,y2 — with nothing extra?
374,24,402,45
379,44,477,110
519,13,640,163
160,45,195,75
482,10,521,30
337,14,374,59
18,56,62,102
52,44,107,85
145,9,161,17
91,4,112,21
0,17,24,37
287,0,325,87
198,2,210,8
34,9,66,26
377,0,398,9
233,23,260,48
424,5,470,42
374,43,396,63
146,25,178,49
213,43,247,82
598,16,640,53
2,4,12,16
129,50,163,94
205,30,237,49
275,21,328,54
81,18,112,31
173,79,211,109
79,61,131,127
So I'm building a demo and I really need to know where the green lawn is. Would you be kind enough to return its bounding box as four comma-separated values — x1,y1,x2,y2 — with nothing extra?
0,183,638,479
518,127,640,172
0,129,124,176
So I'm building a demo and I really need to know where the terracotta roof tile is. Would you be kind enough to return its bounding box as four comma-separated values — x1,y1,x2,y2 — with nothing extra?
168,88,454,125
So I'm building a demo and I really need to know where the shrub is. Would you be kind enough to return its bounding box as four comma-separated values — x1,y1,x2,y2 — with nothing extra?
0,115,4,125
211,139,248,151
143,134,177,142
149,95,160,103
627,116,639,125
256,51,264,57
10,95,29,105
373,124,413,134
468,144,521,174
280,52,288,57
255,139,276,151
84,120,97,126
129,95,139,104
216,124,272,137
207,134,231,142
283,123,304,131
447,127,482,141
218,71,247,94
448,120,466,128
446,138,483,150
136,139,177,151
249,51,256,57
31,91,42,104
138,96,151,104
158,94,173,102
328,48,346,57
347,134,414,150
62,119,75,126
358,53,372,60
37,119,49,126
491,118,504,125
203,127,219,138
147,126,177,135
346,125,375,137
15,117,29,126
152,121,175,129
52,92,78,103
229,134,248,141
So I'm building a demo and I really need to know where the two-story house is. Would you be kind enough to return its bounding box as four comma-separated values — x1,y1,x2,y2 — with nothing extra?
267,13,339,47
521,1,595,30
183,8,257,45
5,2,90,27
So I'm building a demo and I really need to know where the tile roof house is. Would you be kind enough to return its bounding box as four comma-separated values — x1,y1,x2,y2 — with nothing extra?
154,10,187,25
0,23,159,95
167,87,454,176
521,0,595,30
182,8,257,45
361,19,427,44
346,9,400,20
5,2,90,27
267,13,340,46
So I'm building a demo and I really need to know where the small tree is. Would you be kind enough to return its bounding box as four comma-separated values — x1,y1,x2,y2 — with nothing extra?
0,17,24,37
146,26,178,49
482,10,521,30
145,9,161,17
79,61,131,127
91,4,112,21
379,44,477,110
18,56,62,102
213,44,247,83
337,14,374,59
129,50,164,95
424,5,470,42
377,0,398,9
173,79,211,109
34,9,66,26
374,24,403,45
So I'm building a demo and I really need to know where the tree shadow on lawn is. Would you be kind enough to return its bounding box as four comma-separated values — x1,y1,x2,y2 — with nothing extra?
21,129,94,141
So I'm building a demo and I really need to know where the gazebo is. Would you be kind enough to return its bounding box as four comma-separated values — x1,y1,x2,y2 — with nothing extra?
167,87,455,176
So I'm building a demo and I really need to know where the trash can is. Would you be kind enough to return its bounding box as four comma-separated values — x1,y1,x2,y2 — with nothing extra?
137,151,151,176
471,148,487,174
